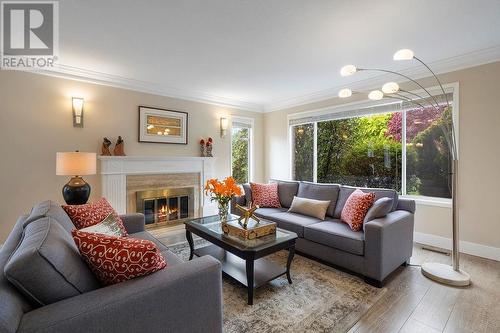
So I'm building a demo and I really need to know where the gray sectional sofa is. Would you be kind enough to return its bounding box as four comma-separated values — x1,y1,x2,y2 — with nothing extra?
231,181,415,287
0,201,223,333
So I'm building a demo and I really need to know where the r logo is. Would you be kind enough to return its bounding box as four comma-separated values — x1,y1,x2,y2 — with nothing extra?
1,1,58,69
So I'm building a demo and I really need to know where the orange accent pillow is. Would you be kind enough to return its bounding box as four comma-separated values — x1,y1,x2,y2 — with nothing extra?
72,230,167,285
341,189,376,231
63,198,127,236
250,182,281,208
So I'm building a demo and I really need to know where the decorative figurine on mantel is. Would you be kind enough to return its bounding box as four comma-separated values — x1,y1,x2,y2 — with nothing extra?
101,137,112,156
199,139,206,157
113,136,126,156
236,203,260,228
206,137,213,157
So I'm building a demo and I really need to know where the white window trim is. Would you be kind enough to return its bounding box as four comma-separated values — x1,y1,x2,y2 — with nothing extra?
230,116,254,183
287,82,459,207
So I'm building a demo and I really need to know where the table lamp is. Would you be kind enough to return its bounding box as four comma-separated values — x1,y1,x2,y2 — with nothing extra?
56,151,96,205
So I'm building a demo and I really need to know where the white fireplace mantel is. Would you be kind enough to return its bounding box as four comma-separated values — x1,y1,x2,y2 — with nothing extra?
98,156,217,215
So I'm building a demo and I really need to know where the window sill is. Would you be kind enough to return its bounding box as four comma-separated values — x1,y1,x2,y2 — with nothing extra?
401,195,452,208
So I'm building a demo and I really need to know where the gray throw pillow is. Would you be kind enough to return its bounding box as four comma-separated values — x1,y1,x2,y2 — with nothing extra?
288,196,331,220
363,197,394,224
23,200,75,233
4,217,100,306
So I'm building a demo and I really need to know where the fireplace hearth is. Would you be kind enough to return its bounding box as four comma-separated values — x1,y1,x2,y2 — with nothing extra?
136,187,194,226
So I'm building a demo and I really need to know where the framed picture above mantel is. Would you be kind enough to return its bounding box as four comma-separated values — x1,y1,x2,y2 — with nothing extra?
139,106,188,144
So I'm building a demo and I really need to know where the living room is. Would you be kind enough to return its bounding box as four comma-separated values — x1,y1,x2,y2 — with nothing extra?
0,1,499,332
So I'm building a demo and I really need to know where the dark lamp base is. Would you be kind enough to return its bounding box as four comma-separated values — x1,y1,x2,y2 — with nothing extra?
62,176,91,205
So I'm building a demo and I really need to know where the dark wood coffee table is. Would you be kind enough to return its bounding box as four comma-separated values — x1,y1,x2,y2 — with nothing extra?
185,214,297,305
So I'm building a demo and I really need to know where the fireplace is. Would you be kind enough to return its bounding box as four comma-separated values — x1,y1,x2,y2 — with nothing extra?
136,187,195,226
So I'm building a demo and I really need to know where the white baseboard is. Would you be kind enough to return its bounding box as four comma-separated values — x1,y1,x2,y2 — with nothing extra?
414,232,500,262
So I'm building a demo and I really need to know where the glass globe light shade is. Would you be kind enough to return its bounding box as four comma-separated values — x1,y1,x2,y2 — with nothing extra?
382,82,400,94
368,90,384,100
338,88,352,98
340,65,357,76
393,49,414,61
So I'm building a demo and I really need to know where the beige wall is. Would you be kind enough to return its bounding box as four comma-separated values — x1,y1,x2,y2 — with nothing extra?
0,71,264,242
264,61,500,250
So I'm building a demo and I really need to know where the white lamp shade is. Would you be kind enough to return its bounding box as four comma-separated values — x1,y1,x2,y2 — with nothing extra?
338,88,352,98
393,49,414,61
56,152,96,176
382,82,400,94
340,65,357,76
368,90,384,100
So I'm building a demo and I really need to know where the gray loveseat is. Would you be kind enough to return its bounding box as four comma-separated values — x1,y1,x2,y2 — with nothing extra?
232,181,415,287
0,201,222,333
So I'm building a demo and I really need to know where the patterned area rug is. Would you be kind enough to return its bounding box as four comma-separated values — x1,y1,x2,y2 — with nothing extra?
167,240,386,333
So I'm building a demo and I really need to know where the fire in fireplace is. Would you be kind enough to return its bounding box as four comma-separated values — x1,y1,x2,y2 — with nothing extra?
136,188,194,226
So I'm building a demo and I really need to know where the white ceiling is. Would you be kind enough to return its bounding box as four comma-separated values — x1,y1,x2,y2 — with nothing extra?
52,0,500,112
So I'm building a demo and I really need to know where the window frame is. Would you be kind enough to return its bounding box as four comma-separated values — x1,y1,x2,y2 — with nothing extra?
231,116,254,184
287,83,459,207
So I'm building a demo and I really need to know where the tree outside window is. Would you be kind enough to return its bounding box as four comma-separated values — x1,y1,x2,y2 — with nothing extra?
231,126,250,184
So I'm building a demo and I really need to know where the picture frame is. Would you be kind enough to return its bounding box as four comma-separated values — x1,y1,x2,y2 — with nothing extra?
138,106,188,144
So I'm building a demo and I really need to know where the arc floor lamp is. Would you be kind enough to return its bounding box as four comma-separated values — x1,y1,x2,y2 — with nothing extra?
338,49,470,286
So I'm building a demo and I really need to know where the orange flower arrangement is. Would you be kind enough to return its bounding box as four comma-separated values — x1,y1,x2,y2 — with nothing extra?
205,177,242,222
205,176,242,203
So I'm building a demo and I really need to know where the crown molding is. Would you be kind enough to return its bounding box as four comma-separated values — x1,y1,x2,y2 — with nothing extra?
31,45,500,114
264,45,500,112
35,64,265,113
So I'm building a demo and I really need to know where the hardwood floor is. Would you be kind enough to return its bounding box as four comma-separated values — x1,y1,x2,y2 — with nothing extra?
152,225,500,333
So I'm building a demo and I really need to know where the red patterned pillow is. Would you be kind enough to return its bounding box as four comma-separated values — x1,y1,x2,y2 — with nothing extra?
63,198,127,236
341,189,376,231
72,230,167,285
250,182,281,208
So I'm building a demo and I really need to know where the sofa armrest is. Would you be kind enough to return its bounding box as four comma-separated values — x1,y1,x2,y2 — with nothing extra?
396,198,416,213
18,256,223,333
230,195,247,216
119,213,145,233
363,210,414,282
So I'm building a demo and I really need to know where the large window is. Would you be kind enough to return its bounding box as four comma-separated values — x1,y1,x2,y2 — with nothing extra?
231,119,252,184
290,92,454,199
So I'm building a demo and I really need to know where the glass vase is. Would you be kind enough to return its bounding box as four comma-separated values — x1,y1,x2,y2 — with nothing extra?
218,201,229,224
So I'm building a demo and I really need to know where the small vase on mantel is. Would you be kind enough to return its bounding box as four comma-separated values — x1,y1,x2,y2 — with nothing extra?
199,139,206,157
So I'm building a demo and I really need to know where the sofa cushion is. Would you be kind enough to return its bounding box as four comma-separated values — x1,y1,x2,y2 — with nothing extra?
254,207,288,219
364,197,394,224
0,215,36,333
304,219,365,255
72,230,167,286
23,200,75,233
4,217,100,306
288,196,331,220
334,186,399,218
250,182,281,208
242,183,252,204
297,182,340,217
63,197,128,236
263,212,321,237
271,180,300,208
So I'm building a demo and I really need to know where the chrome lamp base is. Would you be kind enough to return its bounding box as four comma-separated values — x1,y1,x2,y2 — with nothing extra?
421,262,471,287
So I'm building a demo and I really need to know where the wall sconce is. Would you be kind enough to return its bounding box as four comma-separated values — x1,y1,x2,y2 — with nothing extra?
72,97,84,127
220,117,228,138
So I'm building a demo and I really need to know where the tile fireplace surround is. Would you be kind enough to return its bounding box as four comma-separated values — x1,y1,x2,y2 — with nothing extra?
98,156,217,218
